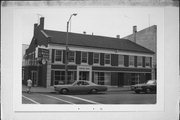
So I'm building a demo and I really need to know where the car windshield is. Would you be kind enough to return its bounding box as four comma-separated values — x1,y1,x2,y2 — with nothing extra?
146,80,155,84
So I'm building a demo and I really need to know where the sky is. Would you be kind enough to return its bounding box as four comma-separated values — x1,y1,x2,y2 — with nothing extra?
18,7,164,45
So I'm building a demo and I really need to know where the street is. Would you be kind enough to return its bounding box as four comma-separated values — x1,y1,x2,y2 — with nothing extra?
22,91,156,104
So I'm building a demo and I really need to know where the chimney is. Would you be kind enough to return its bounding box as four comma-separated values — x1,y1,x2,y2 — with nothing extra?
39,17,44,29
34,23,38,35
133,26,137,43
116,35,120,39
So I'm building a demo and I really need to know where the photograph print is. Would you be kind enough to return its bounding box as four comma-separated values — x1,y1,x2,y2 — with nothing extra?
21,7,162,106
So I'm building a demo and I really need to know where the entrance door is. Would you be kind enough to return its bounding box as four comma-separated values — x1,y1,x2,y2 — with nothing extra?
79,71,89,81
31,71,38,87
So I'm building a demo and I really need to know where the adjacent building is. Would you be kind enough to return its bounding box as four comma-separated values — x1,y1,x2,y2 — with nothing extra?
22,17,154,87
123,25,157,79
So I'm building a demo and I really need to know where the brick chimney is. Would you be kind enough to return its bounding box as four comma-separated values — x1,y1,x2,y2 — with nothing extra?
34,23,38,35
133,26,137,43
116,35,120,39
39,17,44,30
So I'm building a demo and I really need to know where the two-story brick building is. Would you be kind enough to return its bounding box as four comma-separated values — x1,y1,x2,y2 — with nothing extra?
22,17,154,87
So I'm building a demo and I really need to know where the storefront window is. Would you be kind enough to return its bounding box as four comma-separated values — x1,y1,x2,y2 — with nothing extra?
137,56,143,67
94,72,111,85
104,54,111,65
55,50,63,62
54,71,76,85
118,55,124,66
68,51,75,63
81,52,88,64
93,53,100,64
129,56,134,67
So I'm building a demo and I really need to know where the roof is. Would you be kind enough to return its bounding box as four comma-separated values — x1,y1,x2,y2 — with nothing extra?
43,30,154,54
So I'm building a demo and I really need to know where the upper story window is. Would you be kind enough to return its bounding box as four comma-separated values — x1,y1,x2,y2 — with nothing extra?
93,53,100,65
81,52,88,64
118,55,124,66
137,56,143,67
145,57,151,67
129,56,135,67
68,51,75,63
104,53,111,65
55,50,63,63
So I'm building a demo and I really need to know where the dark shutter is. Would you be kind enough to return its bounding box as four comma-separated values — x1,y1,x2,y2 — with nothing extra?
124,55,129,67
52,49,55,63
76,51,81,65
150,57,152,67
134,56,137,67
111,54,118,66
51,70,54,86
88,52,93,65
63,50,66,64
143,57,145,67
100,53,104,66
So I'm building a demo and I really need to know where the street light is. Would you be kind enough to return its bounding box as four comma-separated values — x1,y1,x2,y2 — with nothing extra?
65,13,77,84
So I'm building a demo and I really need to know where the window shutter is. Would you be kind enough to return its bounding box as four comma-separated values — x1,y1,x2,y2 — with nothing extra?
52,49,55,63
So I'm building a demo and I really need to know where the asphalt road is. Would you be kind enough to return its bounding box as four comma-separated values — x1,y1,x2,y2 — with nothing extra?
22,90,156,104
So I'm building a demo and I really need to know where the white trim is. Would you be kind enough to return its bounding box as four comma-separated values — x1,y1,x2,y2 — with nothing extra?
68,51,76,64
48,44,153,57
40,30,49,38
93,52,100,65
104,53,111,66
137,56,143,67
54,49,63,64
81,51,88,65
92,70,152,73
118,54,125,67
129,55,135,67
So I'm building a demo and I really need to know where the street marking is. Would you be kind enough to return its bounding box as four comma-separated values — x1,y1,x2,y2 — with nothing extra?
41,94,75,104
64,95,101,104
22,95,40,104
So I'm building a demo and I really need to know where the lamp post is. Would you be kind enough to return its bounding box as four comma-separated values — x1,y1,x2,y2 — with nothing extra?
65,13,77,84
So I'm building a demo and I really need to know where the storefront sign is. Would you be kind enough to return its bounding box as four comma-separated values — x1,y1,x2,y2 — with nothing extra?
77,66,92,71
37,48,49,60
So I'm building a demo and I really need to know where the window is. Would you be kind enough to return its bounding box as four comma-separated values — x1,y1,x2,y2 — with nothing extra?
94,72,104,85
118,55,124,66
54,71,76,85
68,51,75,63
129,56,134,67
93,53,100,65
137,56,143,67
81,52,88,64
104,54,111,65
54,71,65,85
55,50,63,63
145,57,151,67
94,72,111,85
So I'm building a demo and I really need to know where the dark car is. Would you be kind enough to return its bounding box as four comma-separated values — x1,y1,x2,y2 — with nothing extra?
54,80,108,94
131,80,156,94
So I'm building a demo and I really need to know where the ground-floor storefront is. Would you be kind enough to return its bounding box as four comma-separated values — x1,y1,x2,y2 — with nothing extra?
23,64,152,87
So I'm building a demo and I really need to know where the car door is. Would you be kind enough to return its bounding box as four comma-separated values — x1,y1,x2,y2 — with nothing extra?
71,81,86,93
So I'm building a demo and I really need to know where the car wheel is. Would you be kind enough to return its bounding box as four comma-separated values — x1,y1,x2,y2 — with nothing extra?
61,88,69,94
135,90,140,94
91,89,97,94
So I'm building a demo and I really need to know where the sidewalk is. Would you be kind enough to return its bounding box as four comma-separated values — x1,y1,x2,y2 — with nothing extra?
22,85,131,93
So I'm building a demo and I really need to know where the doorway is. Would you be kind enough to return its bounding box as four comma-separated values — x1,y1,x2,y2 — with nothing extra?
79,71,89,81
31,71,38,87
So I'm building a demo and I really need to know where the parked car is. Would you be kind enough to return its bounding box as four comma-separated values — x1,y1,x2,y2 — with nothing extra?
131,80,156,94
54,80,108,94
